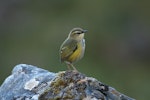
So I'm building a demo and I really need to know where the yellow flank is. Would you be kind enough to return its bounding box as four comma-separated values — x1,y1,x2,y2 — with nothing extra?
68,43,82,63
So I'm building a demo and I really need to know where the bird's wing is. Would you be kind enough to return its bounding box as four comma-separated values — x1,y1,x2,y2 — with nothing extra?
60,39,77,61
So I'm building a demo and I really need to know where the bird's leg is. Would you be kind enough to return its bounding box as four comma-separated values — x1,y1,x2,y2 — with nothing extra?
65,61,72,70
65,61,78,71
70,63,78,72
67,64,72,70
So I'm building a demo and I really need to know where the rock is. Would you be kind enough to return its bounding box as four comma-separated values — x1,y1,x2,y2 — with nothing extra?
0,64,135,100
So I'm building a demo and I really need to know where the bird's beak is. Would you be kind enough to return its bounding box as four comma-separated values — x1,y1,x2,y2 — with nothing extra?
82,30,88,33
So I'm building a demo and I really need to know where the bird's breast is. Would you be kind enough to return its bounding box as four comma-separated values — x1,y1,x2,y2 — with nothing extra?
68,39,85,63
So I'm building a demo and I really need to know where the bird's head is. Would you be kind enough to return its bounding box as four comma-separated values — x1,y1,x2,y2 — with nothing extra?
69,28,87,41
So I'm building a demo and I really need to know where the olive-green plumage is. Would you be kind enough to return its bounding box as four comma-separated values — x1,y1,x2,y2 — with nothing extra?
60,28,87,71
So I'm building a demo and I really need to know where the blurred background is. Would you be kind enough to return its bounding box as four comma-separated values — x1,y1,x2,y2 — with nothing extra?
0,0,150,99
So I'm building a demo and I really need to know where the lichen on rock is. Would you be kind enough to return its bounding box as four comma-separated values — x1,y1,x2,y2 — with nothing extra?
0,64,135,100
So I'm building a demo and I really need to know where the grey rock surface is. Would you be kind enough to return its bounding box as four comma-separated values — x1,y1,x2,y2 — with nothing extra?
0,64,55,100
0,64,135,100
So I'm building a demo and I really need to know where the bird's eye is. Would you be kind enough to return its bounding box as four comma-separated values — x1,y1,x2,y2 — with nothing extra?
75,31,81,34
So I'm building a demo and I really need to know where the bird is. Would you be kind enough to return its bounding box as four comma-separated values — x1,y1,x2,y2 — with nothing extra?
59,27,87,71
